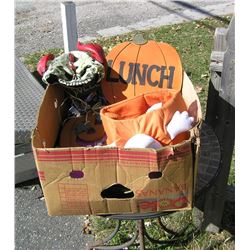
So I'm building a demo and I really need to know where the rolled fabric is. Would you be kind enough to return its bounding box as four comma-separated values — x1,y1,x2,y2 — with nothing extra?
146,102,162,113
124,133,162,149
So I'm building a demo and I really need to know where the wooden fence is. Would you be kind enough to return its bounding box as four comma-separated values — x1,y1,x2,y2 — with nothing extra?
202,15,235,232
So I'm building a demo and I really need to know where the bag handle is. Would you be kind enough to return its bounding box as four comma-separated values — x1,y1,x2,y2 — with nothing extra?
37,54,55,76
77,41,105,65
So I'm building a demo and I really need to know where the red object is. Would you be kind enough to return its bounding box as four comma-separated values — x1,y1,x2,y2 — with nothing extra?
68,53,76,71
77,42,105,64
68,53,75,62
37,54,55,76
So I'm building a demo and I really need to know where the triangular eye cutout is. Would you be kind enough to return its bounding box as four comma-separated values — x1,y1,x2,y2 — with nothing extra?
101,184,134,199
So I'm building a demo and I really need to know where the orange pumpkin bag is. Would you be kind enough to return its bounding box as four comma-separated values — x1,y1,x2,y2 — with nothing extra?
100,89,189,147
101,37,183,104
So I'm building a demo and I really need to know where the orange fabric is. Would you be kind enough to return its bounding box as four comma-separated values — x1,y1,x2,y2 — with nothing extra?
100,89,189,147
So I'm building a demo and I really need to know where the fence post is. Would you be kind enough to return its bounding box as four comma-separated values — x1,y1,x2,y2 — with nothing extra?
202,16,235,232
61,1,78,53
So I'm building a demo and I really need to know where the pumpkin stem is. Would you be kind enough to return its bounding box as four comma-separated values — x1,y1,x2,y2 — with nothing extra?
133,34,148,45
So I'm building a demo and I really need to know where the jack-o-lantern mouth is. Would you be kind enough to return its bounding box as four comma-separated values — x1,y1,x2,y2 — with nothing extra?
75,134,107,147
59,77,94,87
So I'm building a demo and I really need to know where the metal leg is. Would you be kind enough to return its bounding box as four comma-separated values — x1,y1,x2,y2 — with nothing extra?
157,216,197,238
137,220,145,250
87,220,121,249
88,219,139,250
143,218,200,246
157,217,179,236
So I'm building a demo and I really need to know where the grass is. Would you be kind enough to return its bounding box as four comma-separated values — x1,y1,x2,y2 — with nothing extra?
88,210,234,249
21,15,235,249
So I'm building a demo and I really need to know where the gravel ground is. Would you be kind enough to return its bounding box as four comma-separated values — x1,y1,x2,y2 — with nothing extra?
15,179,94,250
15,0,234,58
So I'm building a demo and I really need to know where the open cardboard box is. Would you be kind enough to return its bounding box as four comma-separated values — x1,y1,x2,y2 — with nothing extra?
32,39,202,216
32,74,201,216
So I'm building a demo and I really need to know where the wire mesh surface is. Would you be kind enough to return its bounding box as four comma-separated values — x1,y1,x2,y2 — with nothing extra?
15,57,44,144
195,122,221,196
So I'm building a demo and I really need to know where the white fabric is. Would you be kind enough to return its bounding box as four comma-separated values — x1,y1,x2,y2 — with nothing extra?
166,111,194,140
95,141,117,148
146,102,162,113
124,133,162,149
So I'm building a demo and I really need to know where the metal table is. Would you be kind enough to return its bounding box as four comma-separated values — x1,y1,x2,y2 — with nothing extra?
87,122,221,250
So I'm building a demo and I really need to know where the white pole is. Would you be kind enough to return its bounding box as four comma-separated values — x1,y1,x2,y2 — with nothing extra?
61,1,78,53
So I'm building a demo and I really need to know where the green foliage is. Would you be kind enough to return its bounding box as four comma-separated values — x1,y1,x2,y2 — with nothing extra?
228,149,235,186
21,48,63,72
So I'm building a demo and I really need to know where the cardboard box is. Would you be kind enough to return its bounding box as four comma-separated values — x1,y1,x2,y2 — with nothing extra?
32,71,201,216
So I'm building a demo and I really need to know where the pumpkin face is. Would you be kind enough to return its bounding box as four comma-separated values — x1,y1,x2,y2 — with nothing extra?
101,38,183,104
59,113,105,147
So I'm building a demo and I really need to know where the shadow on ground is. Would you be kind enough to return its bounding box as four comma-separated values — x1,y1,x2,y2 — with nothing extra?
149,0,230,31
